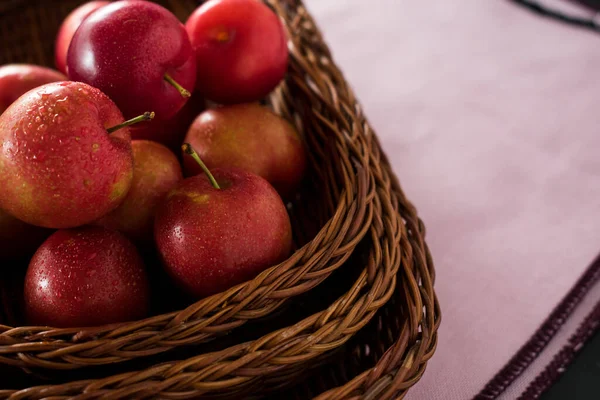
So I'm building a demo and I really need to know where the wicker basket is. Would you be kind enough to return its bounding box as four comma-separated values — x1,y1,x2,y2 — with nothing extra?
0,0,440,398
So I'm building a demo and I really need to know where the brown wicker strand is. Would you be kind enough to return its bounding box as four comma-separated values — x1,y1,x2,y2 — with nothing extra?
0,0,440,398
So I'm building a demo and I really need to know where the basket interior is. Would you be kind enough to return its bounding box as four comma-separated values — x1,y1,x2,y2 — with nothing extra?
0,0,380,380
0,1,439,399
0,0,352,325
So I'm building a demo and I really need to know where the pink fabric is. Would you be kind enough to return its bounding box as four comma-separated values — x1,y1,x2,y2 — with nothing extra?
303,0,600,398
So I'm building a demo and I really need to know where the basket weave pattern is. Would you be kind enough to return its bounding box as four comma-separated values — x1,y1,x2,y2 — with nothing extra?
0,0,375,370
0,0,440,398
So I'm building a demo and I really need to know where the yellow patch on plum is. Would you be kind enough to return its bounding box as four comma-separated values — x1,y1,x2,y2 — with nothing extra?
187,193,210,204
167,189,209,204
15,181,38,217
109,177,129,202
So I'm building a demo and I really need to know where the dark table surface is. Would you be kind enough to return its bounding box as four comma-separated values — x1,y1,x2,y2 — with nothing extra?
542,328,600,400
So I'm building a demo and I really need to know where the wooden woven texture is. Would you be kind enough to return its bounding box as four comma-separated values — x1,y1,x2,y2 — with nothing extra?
0,0,440,398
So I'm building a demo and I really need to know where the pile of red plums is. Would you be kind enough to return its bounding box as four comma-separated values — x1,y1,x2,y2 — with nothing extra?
0,0,307,328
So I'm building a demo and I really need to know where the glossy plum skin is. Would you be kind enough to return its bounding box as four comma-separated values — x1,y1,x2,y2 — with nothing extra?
54,1,109,75
130,94,205,153
0,81,133,228
154,168,292,298
185,0,288,104
0,209,52,262
0,64,66,114
183,103,306,199
24,226,150,327
96,140,183,244
68,0,196,120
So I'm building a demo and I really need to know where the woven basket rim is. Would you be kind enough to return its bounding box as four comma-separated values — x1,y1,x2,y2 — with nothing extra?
0,107,439,400
0,0,440,398
0,0,378,368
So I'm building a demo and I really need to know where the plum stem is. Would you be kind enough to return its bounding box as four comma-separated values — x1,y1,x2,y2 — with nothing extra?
107,112,155,134
164,74,191,98
182,143,220,189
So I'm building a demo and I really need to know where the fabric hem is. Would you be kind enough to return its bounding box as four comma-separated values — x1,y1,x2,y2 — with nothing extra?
474,253,600,399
